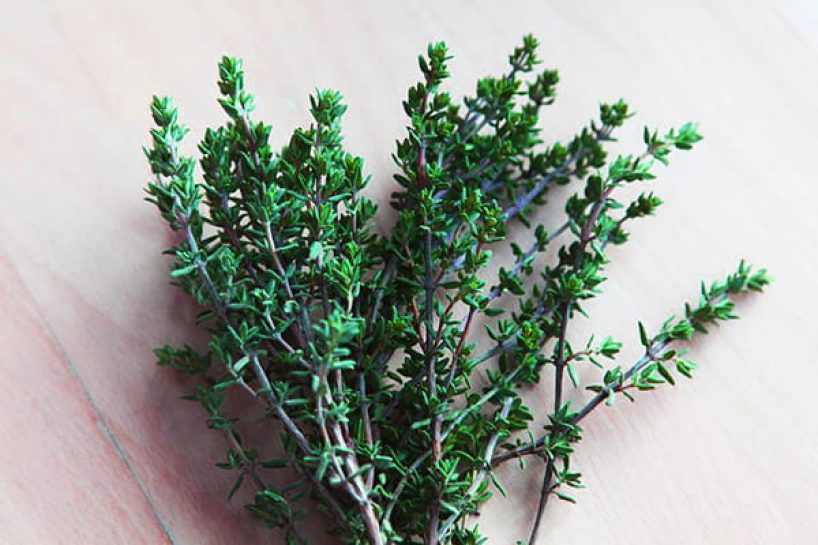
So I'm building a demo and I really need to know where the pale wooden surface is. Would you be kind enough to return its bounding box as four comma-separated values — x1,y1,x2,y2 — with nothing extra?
1,1,817,543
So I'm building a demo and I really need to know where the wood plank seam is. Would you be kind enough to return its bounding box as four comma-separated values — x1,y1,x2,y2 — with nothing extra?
5,254,181,545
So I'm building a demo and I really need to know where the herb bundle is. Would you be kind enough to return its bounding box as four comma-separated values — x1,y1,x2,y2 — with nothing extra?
145,36,768,545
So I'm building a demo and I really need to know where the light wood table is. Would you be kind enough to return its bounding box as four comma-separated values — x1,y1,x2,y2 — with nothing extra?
1,1,816,543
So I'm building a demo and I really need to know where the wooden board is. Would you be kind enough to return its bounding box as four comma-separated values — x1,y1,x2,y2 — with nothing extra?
1,1,816,543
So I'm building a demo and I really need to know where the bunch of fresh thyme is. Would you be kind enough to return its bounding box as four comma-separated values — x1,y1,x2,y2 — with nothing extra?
145,36,769,545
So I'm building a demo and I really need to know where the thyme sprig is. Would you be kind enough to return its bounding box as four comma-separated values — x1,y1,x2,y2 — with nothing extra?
145,36,769,545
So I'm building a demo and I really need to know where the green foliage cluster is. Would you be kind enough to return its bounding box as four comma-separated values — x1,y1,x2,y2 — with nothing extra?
145,36,768,545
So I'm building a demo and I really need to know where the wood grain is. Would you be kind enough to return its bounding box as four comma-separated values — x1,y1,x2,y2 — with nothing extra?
1,1,816,543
